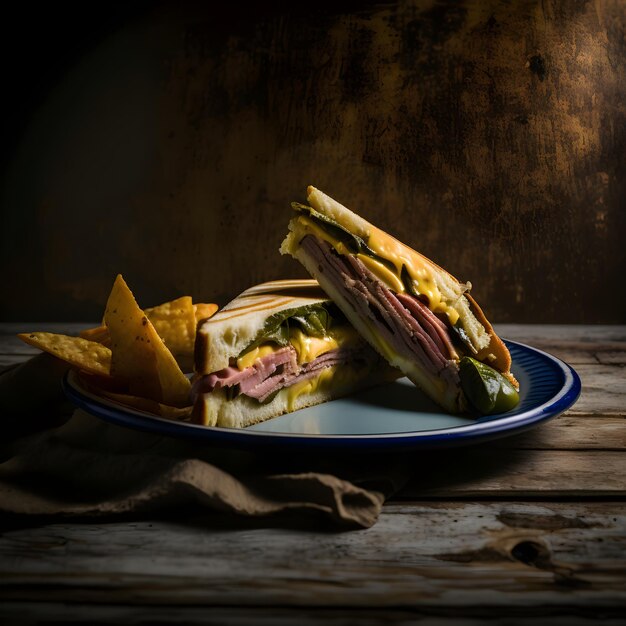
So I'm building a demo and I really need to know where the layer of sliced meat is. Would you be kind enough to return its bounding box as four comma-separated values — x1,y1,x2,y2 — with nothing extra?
301,237,412,364
300,235,459,387
244,346,369,402
193,342,375,404
192,346,297,398
301,236,428,366
395,292,458,361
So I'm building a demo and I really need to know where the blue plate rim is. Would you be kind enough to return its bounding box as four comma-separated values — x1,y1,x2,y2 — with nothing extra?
62,339,581,449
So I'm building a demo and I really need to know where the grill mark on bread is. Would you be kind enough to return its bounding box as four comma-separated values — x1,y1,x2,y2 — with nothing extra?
207,298,295,321
195,278,341,375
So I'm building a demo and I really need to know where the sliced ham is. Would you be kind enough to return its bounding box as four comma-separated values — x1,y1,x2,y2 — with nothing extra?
303,237,415,366
300,235,460,388
244,347,366,402
372,277,445,372
191,346,297,397
395,292,458,360
192,341,376,405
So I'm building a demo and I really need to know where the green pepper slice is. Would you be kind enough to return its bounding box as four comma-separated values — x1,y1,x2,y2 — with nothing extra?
459,356,519,415
237,302,341,358
292,203,397,273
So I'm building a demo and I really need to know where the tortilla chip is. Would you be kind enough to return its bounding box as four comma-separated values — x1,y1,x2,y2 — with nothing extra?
80,298,217,361
79,325,110,345
145,296,196,356
194,303,219,323
17,332,111,376
104,275,191,406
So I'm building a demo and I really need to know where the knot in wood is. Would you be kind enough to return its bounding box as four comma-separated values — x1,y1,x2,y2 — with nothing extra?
510,539,550,568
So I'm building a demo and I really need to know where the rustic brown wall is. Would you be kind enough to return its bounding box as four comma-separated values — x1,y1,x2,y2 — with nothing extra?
1,0,625,322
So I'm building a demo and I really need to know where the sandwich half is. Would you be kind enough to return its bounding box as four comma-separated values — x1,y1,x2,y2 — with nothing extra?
281,187,519,415
192,279,399,427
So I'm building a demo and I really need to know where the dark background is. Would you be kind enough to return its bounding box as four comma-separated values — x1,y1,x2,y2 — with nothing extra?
1,0,625,323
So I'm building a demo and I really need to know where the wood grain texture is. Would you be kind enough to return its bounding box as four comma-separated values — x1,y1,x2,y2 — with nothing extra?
0,503,623,609
0,324,624,620
2,606,625,626
1,1,624,323
492,415,626,450
400,450,626,497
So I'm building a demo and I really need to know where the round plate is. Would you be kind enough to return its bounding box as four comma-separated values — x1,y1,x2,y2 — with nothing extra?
63,340,581,451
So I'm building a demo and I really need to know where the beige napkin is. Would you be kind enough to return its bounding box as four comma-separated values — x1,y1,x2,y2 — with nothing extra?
0,358,406,529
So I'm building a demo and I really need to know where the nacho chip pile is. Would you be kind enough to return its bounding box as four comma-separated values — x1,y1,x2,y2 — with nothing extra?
17,275,218,419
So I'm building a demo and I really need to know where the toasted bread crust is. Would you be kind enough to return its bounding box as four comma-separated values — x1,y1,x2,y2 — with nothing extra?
466,293,518,388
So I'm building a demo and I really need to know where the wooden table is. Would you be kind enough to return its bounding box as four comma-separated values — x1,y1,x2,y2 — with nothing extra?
1,324,624,623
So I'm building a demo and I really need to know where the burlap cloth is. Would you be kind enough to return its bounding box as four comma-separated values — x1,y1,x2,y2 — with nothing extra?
0,355,408,529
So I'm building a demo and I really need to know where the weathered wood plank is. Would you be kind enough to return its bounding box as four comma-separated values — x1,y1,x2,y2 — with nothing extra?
495,325,626,343
490,415,626,450
597,351,626,365
0,323,95,357
567,364,626,417
496,325,626,365
0,323,95,336
518,342,626,365
0,503,623,608
0,604,624,624
400,450,626,498
498,331,626,367
0,355,27,368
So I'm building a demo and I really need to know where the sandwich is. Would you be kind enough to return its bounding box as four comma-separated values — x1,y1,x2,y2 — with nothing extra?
192,279,399,427
281,187,519,415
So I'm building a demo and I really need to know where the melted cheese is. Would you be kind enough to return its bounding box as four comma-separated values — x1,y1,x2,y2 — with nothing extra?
237,326,359,371
295,216,354,256
237,329,363,409
236,345,278,370
367,227,459,324
289,328,339,365
356,254,405,293
286,366,338,412
295,216,460,325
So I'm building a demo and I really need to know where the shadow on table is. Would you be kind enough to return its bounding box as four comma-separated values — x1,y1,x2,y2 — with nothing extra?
0,438,533,534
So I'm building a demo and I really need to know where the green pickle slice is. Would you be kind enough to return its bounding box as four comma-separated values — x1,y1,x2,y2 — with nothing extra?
459,357,520,415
